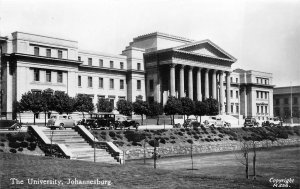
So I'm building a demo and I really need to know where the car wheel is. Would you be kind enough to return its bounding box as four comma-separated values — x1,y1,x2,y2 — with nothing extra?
59,123,65,130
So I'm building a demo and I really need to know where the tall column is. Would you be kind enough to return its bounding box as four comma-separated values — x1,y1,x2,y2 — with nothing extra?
219,71,224,114
197,68,202,101
226,71,231,114
179,65,185,98
212,70,217,99
170,64,176,97
205,68,210,99
188,66,193,100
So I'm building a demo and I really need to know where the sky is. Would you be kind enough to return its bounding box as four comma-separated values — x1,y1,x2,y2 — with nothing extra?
0,0,299,87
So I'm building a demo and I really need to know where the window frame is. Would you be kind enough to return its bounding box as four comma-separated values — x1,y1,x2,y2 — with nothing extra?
58,50,63,59
46,70,51,82
57,71,63,83
88,76,93,88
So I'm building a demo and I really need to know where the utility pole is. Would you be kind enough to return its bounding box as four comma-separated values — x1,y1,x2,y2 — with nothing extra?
291,83,293,125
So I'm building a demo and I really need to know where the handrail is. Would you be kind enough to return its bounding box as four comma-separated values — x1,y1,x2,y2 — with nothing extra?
28,125,72,159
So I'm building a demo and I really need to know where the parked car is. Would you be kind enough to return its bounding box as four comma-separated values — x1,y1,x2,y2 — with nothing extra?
115,116,140,130
203,116,231,127
47,114,76,129
244,117,259,127
183,118,199,128
262,117,282,127
8,122,22,130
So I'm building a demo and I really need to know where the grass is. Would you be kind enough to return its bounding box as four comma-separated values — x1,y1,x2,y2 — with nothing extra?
0,152,274,189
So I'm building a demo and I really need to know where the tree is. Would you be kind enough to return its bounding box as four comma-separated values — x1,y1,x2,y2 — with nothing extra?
133,100,149,125
116,99,133,116
164,96,182,125
41,90,54,126
203,98,219,115
235,140,250,179
74,94,94,117
148,101,163,125
19,91,44,124
180,97,194,120
51,91,75,114
194,101,209,124
97,98,113,112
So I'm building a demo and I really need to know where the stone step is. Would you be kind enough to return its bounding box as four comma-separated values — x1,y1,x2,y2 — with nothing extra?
74,154,113,159
49,138,86,143
45,133,80,137
76,156,116,161
69,148,106,153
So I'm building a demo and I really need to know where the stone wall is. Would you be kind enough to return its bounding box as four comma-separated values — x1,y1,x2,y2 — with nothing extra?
123,138,300,160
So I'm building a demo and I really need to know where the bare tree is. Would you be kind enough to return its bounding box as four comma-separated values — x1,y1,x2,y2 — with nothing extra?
235,140,250,179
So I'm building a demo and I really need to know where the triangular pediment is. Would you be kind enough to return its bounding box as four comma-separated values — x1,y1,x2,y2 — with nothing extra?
173,40,236,61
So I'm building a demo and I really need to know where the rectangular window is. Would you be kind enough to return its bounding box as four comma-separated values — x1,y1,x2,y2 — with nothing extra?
236,78,238,83
137,80,141,90
88,58,92,66
230,90,233,98
88,77,93,87
34,47,39,56
149,80,154,91
110,79,114,89
256,91,259,98
46,70,51,82
261,92,264,99
275,99,280,105
99,77,103,88
46,49,51,57
261,106,264,113
34,69,40,81
120,79,124,89
78,76,81,87
120,62,124,69
58,50,63,59
256,78,259,84
265,106,268,114
230,77,233,83
236,105,239,113
236,91,238,98
293,97,298,104
231,105,233,113
78,56,81,61
57,71,63,83
99,59,103,67
257,106,260,113
284,98,288,104
265,92,268,99
110,61,114,68
137,63,141,70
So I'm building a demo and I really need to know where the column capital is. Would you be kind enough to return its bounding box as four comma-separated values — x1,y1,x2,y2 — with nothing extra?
211,69,217,73
218,70,224,74
188,66,194,70
169,64,177,68
179,64,185,69
226,71,232,75
205,68,210,72
196,67,203,71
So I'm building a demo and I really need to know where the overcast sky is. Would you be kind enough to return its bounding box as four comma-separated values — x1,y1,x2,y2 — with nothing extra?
0,0,299,87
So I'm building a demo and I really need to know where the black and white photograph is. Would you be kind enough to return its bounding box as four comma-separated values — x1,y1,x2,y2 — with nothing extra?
0,0,299,188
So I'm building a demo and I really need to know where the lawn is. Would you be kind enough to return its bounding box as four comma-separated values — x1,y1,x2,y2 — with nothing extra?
127,146,300,188
1,152,275,189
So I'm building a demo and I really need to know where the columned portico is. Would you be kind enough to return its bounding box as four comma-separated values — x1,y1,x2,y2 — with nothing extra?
212,70,217,99
170,64,176,97
205,69,210,99
226,71,231,114
179,65,185,98
219,71,224,114
188,66,193,100
196,68,202,101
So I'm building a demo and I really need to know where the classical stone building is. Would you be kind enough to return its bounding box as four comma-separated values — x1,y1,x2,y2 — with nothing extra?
273,86,300,120
0,31,273,121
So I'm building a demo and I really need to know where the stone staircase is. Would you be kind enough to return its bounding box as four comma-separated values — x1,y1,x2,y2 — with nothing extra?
43,129,119,164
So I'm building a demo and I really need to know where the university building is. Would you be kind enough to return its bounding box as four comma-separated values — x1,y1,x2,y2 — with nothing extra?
0,31,274,121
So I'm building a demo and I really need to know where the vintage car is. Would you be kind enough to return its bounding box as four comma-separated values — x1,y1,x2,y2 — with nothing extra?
262,117,282,127
244,117,259,127
182,118,199,128
115,115,140,130
47,114,76,129
203,116,231,127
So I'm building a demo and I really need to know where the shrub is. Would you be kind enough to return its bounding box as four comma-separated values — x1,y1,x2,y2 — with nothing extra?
201,139,205,142
26,136,35,143
209,139,214,142
205,138,210,142
170,141,176,144
124,131,145,142
218,134,223,138
109,131,116,138
194,135,199,140
178,132,183,136
148,139,159,147
113,141,124,147
18,147,23,152
229,137,233,140
20,141,28,148
180,128,185,132
187,131,192,135
170,136,176,139
0,143,4,147
160,138,166,144
187,139,193,144
204,131,209,134
132,142,142,146
101,131,106,135
116,134,123,140
207,136,211,138
211,130,217,134
9,141,20,149
242,127,248,131
10,148,17,153
0,149,3,152
112,137,118,140
213,138,218,141
1,139,6,142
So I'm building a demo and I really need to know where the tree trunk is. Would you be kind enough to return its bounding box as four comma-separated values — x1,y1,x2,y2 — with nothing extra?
44,112,47,126
33,113,36,125
245,153,249,179
141,114,144,125
157,116,160,125
253,142,256,180
154,146,157,169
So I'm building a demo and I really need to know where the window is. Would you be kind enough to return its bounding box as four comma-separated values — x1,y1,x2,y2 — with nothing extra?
236,78,238,83
256,78,259,84
236,105,239,113
275,108,280,117
120,79,124,89
46,49,51,57
293,97,298,105
256,91,259,98
88,77,93,87
231,105,233,113
110,79,114,89
99,59,103,67
284,98,288,105
34,69,40,81
236,91,238,98
261,92,264,99
46,70,51,82
110,61,114,68
257,105,259,113
137,63,141,70
230,90,233,98
137,80,141,90
78,76,81,86
149,80,154,91
34,47,39,56
230,77,233,83
88,58,92,66
265,106,268,114
99,77,103,88
57,71,63,83
78,56,81,61
261,106,264,114
120,62,124,69
275,99,280,105
265,92,268,99
58,50,63,59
